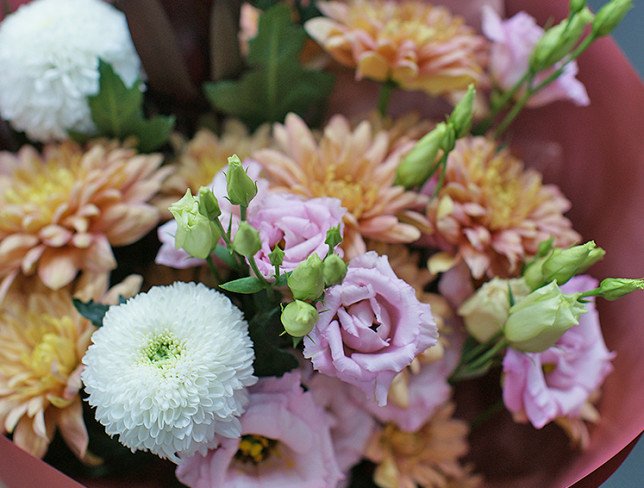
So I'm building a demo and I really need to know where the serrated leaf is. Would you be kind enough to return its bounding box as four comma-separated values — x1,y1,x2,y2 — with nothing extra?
72,298,111,328
132,115,176,153
247,4,305,66
220,276,266,294
88,60,142,138
248,308,299,377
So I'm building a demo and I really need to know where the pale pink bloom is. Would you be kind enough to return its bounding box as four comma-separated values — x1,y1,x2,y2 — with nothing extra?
423,136,580,279
252,113,428,258
308,374,377,473
0,273,141,460
251,193,345,278
0,141,169,298
176,372,343,488
303,251,438,406
502,275,614,429
482,7,589,108
306,0,487,96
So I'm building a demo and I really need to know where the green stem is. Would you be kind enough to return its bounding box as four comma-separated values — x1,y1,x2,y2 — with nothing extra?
473,72,532,135
206,256,223,283
248,256,270,287
377,80,396,117
240,205,247,222
471,400,505,431
468,337,509,371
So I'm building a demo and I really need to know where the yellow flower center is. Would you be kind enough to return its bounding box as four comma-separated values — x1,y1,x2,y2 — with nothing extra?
235,434,278,464
310,168,378,218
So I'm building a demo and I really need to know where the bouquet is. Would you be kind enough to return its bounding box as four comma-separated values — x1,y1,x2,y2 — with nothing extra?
0,0,642,487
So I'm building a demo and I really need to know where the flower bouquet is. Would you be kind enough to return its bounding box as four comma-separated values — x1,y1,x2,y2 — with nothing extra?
0,0,642,487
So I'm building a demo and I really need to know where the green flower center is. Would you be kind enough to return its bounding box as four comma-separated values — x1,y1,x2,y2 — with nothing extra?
235,435,278,464
142,331,184,368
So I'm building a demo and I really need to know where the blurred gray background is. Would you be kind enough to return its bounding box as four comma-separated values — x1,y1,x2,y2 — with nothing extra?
588,0,643,486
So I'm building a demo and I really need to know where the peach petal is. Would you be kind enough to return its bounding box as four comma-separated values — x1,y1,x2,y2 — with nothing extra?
56,398,89,459
37,249,80,290
39,225,72,247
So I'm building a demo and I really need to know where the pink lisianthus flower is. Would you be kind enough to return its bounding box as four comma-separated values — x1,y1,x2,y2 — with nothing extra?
250,193,345,278
176,372,343,488
303,251,438,407
502,275,614,429
308,373,377,473
155,161,268,269
482,7,589,108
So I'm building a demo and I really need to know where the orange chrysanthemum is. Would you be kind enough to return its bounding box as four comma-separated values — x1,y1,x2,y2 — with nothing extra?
156,120,271,215
365,402,479,488
252,113,429,258
425,137,580,279
306,0,487,95
0,274,141,459
0,141,169,298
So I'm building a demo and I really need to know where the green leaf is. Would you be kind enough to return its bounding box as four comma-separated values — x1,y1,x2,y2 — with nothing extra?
72,298,111,328
131,115,176,153
204,4,334,127
220,276,266,294
248,308,299,377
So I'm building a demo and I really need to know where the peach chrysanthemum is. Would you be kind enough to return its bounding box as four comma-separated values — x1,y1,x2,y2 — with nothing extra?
156,120,271,215
365,402,478,488
305,0,487,95
0,274,141,459
0,141,170,298
424,137,580,279
252,113,428,257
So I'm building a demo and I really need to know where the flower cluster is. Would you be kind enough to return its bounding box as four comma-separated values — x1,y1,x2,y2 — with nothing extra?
0,0,639,487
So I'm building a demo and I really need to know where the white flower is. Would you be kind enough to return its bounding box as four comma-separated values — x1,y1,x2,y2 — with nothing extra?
81,282,257,462
0,0,141,141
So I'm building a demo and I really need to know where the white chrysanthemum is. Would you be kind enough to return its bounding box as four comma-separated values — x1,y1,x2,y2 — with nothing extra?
0,0,141,141
81,282,257,462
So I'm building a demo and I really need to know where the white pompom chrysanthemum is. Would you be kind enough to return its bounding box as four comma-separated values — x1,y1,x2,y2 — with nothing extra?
81,282,257,462
0,0,140,141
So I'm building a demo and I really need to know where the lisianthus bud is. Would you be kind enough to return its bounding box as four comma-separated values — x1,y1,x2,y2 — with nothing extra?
288,253,325,301
570,0,586,14
281,300,319,337
448,84,476,137
197,186,221,220
530,8,593,71
458,278,530,343
169,190,220,259
592,0,633,37
324,225,343,251
268,245,285,267
395,122,447,188
323,254,348,287
592,278,644,300
504,281,587,352
232,222,262,257
524,241,605,289
225,154,258,207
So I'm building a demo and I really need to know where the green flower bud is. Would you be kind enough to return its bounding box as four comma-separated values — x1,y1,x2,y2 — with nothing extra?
448,84,476,138
323,254,348,287
268,245,285,267
593,278,644,300
524,241,605,289
232,222,262,257
226,154,258,207
504,281,587,352
288,253,325,301
570,0,586,14
325,225,343,251
395,122,447,188
458,278,530,343
281,300,319,337
169,190,220,259
592,0,632,37
529,8,593,71
197,186,221,220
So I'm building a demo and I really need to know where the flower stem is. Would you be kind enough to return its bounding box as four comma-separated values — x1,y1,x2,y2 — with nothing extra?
206,256,223,283
377,80,396,117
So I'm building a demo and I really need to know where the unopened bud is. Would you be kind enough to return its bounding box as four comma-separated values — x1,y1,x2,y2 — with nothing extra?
323,254,348,286
448,84,476,137
570,0,586,14
288,253,325,301
324,225,343,252
198,186,221,220
395,122,447,189
281,300,319,337
169,190,220,259
592,0,632,37
593,277,644,300
269,245,285,267
225,154,257,207
232,222,262,257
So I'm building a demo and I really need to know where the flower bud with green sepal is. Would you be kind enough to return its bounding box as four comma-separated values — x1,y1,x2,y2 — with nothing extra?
232,222,262,257
226,154,258,207
287,253,325,301
197,186,221,220
323,254,348,287
281,300,319,337
395,122,447,189
169,190,220,259
448,84,476,138
584,277,644,301
503,280,587,352
592,0,633,37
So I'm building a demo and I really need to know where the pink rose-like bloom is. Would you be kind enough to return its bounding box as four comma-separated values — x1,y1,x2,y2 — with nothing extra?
502,275,614,429
155,161,268,269
176,372,343,488
304,251,438,406
482,7,589,108
250,193,345,277
308,373,377,473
